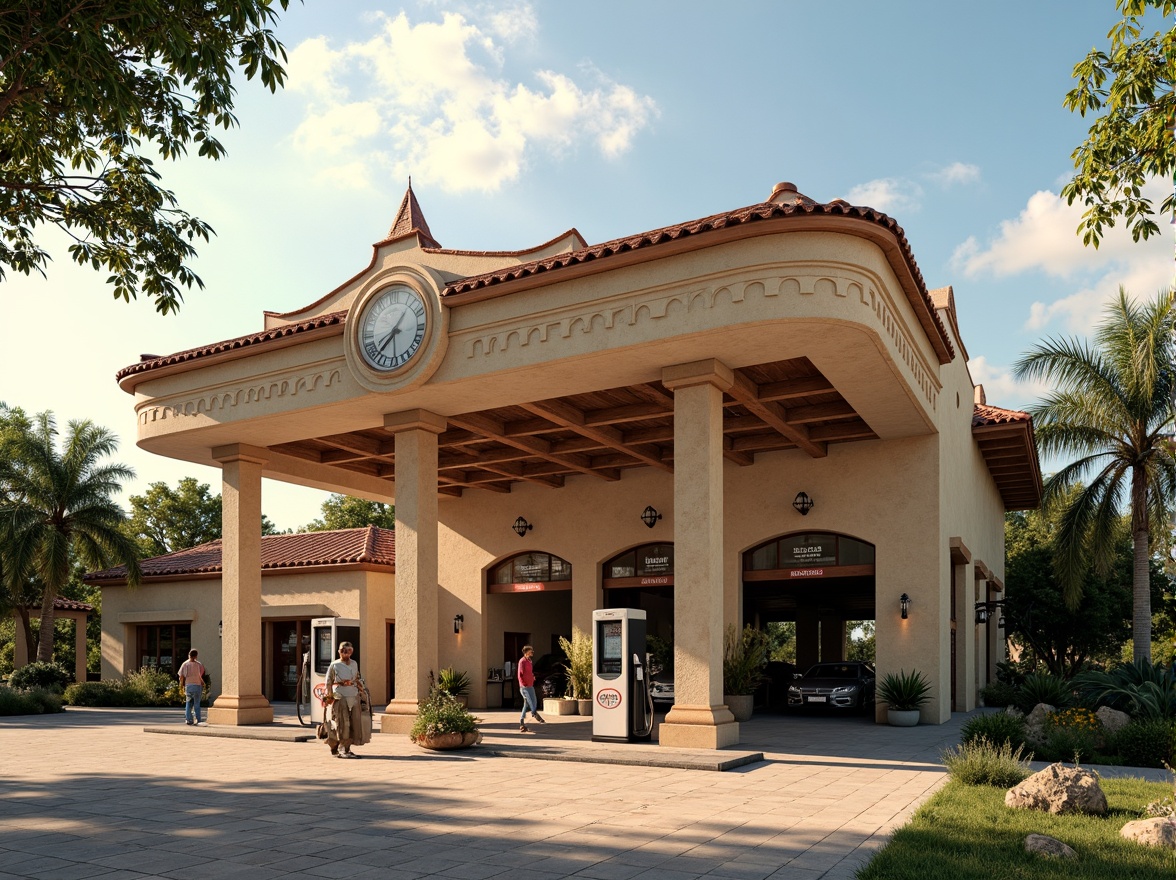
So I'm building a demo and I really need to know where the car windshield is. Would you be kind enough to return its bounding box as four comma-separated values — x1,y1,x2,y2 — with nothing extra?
806,664,868,679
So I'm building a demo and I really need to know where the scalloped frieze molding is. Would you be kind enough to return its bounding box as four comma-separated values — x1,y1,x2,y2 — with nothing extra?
461,270,939,409
137,368,344,426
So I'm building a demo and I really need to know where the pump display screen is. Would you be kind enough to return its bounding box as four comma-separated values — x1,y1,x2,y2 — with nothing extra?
314,627,333,674
598,620,622,675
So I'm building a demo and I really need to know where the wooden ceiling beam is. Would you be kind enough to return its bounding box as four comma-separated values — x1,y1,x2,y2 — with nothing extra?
808,420,875,441
723,436,755,466
785,401,857,424
756,375,836,401
318,432,385,457
521,400,672,472
728,370,827,458
583,401,672,427
446,412,617,481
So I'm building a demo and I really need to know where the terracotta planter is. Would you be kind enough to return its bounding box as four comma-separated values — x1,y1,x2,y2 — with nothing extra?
576,698,594,716
887,709,920,727
725,694,754,722
415,731,481,750
543,698,578,715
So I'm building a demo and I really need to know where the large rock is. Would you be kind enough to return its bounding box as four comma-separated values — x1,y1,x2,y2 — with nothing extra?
1120,818,1176,849
1023,703,1055,747
1024,834,1077,858
1095,706,1131,736
1005,762,1108,815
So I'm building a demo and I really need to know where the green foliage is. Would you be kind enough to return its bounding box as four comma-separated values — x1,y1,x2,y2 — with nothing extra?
1003,506,1140,678
64,680,143,707
0,0,294,312
846,620,875,663
0,684,64,715
765,620,795,663
8,660,70,691
409,680,480,742
1041,707,1105,762
941,736,1033,787
876,669,931,711
1015,672,1074,713
1061,0,1175,246
123,478,223,556
858,776,1176,879
0,412,142,663
303,495,396,532
559,627,593,699
645,634,673,675
722,624,769,695
436,667,470,697
961,711,1027,749
1014,290,1176,662
1076,658,1176,720
979,680,1017,708
1110,719,1175,767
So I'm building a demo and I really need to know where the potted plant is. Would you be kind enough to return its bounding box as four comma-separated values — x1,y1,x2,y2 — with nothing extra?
876,669,931,726
540,668,577,715
410,674,482,750
437,666,471,707
560,627,594,716
723,624,769,721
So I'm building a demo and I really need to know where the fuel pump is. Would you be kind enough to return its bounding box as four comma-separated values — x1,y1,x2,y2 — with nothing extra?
298,617,360,725
591,608,654,743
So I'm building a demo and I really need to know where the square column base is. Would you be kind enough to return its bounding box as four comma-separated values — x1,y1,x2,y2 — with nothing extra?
379,699,420,734
207,694,273,726
659,704,740,749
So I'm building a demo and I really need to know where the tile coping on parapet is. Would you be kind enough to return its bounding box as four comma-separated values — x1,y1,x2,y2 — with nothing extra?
142,725,764,770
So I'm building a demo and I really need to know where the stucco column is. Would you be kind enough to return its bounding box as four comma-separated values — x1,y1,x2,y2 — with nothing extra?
821,615,846,662
207,445,273,725
379,409,446,734
795,610,819,669
659,359,738,749
74,614,87,683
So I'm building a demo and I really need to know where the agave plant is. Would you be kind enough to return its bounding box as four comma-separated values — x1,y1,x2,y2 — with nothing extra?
876,669,931,711
1075,659,1176,721
1014,672,1074,714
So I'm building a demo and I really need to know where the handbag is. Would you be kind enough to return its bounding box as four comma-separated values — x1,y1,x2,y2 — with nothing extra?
316,720,329,739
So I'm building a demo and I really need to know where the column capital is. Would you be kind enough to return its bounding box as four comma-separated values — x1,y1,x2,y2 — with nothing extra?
661,359,734,392
211,443,269,466
384,409,448,435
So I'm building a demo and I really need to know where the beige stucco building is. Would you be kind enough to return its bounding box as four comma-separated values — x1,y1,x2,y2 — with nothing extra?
100,180,1040,747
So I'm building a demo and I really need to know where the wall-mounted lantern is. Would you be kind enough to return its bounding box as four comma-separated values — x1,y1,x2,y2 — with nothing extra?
512,516,533,538
218,620,223,638
899,593,910,620
792,491,814,516
454,614,464,635
641,506,662,529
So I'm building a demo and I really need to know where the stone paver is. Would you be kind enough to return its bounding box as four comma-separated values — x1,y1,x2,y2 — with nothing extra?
6,704,1161,879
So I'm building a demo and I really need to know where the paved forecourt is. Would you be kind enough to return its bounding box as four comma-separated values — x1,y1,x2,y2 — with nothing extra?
1,706,975,880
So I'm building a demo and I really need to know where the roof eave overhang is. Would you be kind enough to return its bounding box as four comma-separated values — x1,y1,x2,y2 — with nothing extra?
972,420,1044,511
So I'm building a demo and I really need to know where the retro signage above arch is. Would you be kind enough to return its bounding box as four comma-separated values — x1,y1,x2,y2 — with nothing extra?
487,552,573,593
743,532,875,581
603,543,674,589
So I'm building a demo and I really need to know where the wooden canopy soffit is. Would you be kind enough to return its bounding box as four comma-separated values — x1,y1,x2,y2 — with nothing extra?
972,420,1043,512
269,357,877,496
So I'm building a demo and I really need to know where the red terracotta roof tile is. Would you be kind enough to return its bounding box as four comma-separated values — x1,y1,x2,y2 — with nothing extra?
85,526,395,583
382,182,441,248
30,597,95,612
973,403,1031,426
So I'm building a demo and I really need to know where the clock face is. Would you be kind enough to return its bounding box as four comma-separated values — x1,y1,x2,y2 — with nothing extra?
358,285,428,372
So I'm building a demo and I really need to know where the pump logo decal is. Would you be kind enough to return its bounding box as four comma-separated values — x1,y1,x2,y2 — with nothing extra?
596,688,622,709
313,683,329,703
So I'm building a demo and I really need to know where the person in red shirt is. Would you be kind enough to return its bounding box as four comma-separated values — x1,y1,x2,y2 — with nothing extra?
516,645,545,732
177,649,206,726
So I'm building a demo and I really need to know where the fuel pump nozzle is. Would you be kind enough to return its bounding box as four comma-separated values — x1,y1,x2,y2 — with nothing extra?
632,652,654,738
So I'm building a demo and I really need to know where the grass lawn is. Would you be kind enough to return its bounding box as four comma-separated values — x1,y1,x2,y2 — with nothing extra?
857,776,1176,879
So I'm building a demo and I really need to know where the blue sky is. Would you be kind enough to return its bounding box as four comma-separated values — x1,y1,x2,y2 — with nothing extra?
2,1,1170,532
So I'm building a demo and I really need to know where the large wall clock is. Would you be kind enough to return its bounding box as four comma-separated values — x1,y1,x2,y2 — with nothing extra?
357,284,428,372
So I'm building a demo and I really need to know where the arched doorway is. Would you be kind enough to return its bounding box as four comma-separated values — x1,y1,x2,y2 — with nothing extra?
742,532,876,672
485,551,573,706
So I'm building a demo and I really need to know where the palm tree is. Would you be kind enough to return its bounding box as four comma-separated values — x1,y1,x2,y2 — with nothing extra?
0,413,142,663
1014,288,1176,662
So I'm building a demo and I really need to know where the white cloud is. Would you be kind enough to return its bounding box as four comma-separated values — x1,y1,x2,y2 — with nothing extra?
846,177,923,213
283,9,657,193
951,180,1171,333
928,161,980,186
967,355,1051,409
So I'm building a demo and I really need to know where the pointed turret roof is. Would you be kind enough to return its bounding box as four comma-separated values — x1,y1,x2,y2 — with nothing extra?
385,180,441,248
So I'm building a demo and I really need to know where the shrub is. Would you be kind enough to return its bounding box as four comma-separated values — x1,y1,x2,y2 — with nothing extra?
1076,659,1176,721
723,624,770,695
877,669,931,711
124,666,182,706
0,685,65,715
961,711,1026,749
979,680,1016,708
559,628,593,699
409,683,480,742
437,667,471,697
63,680,146,707
9,661,71,692
1111,719,1175,768
941,736,1033,787
1040,708,1104,762
1014,672,1072,713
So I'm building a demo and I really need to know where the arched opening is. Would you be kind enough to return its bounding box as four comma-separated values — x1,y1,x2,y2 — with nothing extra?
484,551,573,705
743,532,876,698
